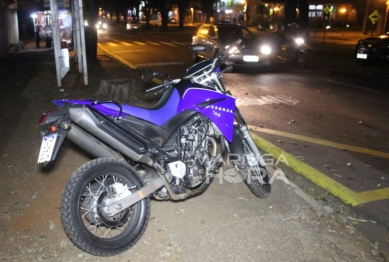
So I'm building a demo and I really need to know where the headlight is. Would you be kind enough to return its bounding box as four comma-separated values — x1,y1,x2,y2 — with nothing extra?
295,38,304,45
102,23,107,29
260,45,271,55
95,23,100,29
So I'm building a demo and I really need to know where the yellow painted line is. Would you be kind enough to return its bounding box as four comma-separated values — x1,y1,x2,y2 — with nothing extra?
134,41,146,46
249,130,389,206
107,42,118,47
248,125,389,160
356,188,389,203
120,42,132,46
147,41,160,45
98,43,137,69
98,43,162,86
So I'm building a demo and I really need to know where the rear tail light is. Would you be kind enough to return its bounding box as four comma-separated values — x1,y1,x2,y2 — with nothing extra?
38,108,60,124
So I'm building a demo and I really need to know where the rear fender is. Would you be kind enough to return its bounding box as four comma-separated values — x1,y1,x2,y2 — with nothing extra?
39,105,71,125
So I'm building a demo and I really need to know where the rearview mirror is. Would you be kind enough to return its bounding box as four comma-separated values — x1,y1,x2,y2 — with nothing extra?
142,69,160,82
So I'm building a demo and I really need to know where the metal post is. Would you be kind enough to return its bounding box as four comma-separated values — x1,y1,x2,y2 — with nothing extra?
77,0,88,85
50,0,62,87
73,0,83,73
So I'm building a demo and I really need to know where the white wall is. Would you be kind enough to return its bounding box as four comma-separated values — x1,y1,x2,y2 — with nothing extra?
0,7,19,58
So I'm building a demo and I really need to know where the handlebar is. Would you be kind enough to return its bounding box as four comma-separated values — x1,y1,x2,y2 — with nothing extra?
189,39,242,73
145,40,243,94
145,83,165,93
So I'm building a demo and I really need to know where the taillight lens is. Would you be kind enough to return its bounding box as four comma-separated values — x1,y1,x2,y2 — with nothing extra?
38,108,60,124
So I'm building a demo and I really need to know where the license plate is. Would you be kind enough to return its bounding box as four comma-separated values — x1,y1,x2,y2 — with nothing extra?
357,53,367,59
37,133,57,163
243,55,259,62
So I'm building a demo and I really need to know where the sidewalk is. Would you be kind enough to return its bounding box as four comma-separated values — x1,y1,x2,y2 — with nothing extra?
0,39,387,261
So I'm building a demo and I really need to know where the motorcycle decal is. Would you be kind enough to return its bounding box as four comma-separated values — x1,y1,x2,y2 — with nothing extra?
178,88,236,142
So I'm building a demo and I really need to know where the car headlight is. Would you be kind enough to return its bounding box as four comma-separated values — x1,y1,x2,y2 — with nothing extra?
102,23,107,29
295,37,304,45
260,45,271,55
95,23,100,29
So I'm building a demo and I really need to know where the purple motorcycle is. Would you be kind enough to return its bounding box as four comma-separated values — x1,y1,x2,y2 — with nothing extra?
37,40,270,256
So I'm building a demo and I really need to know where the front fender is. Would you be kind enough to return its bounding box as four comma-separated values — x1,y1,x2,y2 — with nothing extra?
228,125,244,160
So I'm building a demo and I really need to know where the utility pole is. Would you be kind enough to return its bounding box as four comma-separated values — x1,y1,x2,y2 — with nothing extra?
362,0,370,34
383,1,389,34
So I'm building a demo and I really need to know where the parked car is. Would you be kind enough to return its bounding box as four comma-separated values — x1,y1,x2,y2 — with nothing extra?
192,24,277,67
355,33,389,65
129,16,138,24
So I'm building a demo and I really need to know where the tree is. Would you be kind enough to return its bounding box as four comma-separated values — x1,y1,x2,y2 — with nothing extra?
141,2,153,29
84,0,100,61
177,0,190,29
284,0,309,35
198,0,216,23
157,1,173,31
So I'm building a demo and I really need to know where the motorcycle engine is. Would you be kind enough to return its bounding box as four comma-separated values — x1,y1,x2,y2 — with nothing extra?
167,116,220,193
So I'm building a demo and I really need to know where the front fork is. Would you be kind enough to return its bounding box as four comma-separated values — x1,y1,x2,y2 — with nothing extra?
228,108,267,183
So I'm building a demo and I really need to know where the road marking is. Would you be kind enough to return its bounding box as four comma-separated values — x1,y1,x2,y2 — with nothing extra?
248,127,389,206
120,42,132,46
326,79,380,93
159,41,177,47
237,95,300,106
249,126,389,159
98,43,137,69
107,42,118,47
134,41,146,46
136,61,186,67
172,41,188,46
147,41,160,45
113,50,145,53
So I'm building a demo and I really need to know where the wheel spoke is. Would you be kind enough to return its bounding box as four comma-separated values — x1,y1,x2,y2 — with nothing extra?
61,159,150,255
78,174,135,239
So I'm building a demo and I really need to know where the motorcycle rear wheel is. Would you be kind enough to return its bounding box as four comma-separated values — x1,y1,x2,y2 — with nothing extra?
61,158,150,256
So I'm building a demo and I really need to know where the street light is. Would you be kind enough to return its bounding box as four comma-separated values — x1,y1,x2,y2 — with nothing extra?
191,8,194,25
339,7,348,26
31,13,37,25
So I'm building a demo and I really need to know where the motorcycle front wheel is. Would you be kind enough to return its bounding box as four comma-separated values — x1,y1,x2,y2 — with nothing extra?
61,158,150,256
233,135,271,199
